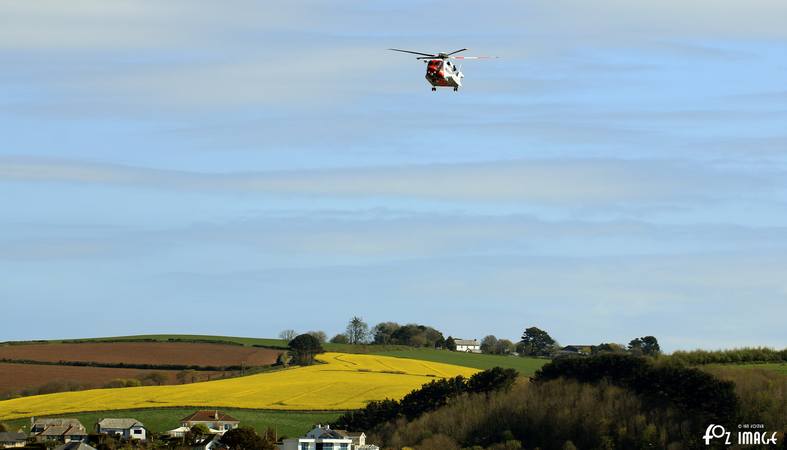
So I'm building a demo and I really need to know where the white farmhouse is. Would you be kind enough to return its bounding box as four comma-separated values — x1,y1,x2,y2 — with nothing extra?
281,425,378,450
454,339,481,353
96,419,146,441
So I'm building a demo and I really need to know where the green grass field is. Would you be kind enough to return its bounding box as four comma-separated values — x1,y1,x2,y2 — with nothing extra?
725,362,787,375
377,348,548,375
2,408,340,438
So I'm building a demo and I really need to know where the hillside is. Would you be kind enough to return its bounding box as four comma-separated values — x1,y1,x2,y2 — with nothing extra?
0,352,478,420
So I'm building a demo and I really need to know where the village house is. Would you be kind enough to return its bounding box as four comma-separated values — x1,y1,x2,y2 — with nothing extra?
454,339,481,353
558,345,594,356
281,424,379,450
181,410,240,433
95,418,146,440
0,432,27,448
30,418,87,443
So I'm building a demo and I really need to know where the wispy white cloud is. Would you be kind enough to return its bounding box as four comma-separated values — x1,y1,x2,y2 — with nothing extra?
0,156,772,205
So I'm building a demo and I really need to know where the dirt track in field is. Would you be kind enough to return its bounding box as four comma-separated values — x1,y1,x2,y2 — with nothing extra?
0,363,222,396
0,342,281,367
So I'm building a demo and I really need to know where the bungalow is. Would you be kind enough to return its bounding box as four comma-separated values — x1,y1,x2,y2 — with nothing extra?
180,411,240,433
281,424,379,450
559,345,594,356
454,339,481,353
96,418,146,440
0,432,27,448
30,418,87,443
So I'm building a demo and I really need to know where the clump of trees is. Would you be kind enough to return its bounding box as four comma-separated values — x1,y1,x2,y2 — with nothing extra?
288,333,324,365
480,335,515,355
329,334,348,344
219,426,276,450
670,347,787,365
332,367,518,431
372,322,445,348
534,353,739,424
628,335,661,356
370,360,786,450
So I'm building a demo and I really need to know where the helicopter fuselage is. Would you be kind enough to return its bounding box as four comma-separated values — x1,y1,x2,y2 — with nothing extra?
425,59,463,90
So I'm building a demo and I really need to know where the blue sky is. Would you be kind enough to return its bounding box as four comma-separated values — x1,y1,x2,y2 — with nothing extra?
1,0,786,351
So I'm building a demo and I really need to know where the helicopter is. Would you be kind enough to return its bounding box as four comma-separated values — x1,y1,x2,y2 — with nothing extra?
389,48,498,92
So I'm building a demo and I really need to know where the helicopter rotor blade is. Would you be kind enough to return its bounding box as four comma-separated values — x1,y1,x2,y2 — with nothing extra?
445,48,468,56
450,55,499,60
388,48,438,58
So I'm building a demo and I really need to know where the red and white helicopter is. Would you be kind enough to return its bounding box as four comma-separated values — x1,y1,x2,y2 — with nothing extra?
389,48,498,92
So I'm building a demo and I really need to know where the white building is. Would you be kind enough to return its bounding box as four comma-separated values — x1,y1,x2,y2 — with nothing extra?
281,425,378,450
454,339,481,353
96,418,146,441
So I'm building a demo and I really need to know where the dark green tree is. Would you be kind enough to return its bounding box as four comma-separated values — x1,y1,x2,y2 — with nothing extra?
219,426,276,450
445,336,457,351
519,326,557,356
288,333,324,365
628,336,661,356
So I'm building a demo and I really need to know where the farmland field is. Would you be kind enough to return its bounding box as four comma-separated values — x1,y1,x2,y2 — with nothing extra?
0,352,478,419
0,342,281,367
2,408,340,438
7,334,412,354
377,348,547,375
0,363,218,398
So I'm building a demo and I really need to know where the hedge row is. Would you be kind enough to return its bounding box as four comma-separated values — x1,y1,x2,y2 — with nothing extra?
0,358,261,372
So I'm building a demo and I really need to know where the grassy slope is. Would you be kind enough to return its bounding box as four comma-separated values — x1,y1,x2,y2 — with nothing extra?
719,362,787,375
2,408,340,438
377,348,547,375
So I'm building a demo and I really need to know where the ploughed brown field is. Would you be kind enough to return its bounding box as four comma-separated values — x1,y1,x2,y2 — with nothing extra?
0,362,221,397
0,342,281,367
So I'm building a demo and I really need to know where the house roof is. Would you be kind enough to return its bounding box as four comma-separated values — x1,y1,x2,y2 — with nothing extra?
181,411,239,423
334,430,364,438
0,432,26,442
37,425,86,437
53,442,97,450
97,418,144,429
563,345,594,350
454,339,479,346
33,418,84,429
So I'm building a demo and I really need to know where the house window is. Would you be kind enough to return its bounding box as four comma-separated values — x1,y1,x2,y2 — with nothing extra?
224,424,231,430
300,443,310,450
323,444,333,450
340,444,349,450
133,429,143,435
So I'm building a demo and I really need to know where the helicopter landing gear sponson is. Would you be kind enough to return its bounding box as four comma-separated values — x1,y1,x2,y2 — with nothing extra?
431,87,437,92
453,87,458,92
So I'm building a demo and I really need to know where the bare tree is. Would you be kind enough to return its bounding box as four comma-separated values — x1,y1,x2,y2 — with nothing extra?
279,329,297,342
308,330,327,344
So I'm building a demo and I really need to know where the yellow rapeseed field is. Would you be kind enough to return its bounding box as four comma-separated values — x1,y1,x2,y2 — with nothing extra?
0,352,478,420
